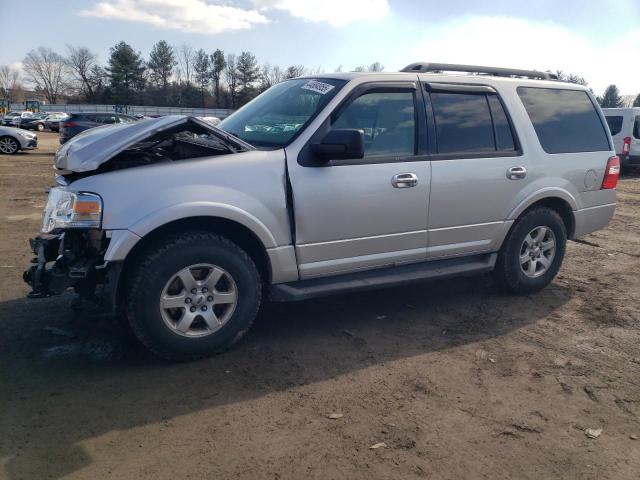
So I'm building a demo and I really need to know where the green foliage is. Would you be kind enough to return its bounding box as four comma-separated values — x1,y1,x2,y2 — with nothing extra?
210,49,226,107
106,41,146,105
598,84,624,108
147,40,176,90
236,51,260,105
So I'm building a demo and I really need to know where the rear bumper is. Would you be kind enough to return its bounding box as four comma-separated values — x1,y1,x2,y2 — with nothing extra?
573,203,616,238
622,155,640,167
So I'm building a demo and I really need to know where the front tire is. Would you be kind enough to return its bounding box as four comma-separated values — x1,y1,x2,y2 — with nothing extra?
494,207,567,294
0,136,19,154
36,123,44,132
126,232,262,361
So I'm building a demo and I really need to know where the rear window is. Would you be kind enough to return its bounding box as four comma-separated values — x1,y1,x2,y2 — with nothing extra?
430,91,516,154
517,87,610,154
634,116,640,140
605,116,623,136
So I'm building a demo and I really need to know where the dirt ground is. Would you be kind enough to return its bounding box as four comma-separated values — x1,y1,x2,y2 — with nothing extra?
1,132,639,480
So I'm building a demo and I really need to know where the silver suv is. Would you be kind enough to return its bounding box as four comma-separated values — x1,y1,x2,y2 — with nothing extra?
24,63,620,360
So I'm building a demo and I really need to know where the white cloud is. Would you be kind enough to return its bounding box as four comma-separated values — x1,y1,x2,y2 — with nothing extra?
411,16,640,95
253,0,389,27
79,0,269,34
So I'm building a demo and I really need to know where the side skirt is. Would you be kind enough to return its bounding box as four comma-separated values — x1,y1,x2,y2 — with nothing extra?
269,253,497,302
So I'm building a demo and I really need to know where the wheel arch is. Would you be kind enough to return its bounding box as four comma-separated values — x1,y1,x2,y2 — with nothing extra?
508,189,577,239
116,216,273,312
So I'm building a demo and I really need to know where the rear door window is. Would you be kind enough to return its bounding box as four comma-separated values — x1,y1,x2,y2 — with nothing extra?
605,116,623,136
634,116,640,140
517,87,610,153
430,91,516,155
431,93,494,153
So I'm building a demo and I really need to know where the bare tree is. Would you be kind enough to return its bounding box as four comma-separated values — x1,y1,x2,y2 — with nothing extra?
284,65,305,79
65,45,98,101
225,53,238,108
259,63,284,91
23,47,68,104
368,62,384,72
0,65,22,102
177,44,195,85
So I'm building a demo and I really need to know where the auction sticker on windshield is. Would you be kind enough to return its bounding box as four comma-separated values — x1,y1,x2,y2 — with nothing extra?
301,80,335,95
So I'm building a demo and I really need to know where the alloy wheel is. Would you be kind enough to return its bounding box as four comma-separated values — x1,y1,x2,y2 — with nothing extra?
519,226,556,278
159,263,238,337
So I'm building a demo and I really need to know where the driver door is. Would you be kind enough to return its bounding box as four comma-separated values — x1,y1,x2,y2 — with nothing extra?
286,82,431,279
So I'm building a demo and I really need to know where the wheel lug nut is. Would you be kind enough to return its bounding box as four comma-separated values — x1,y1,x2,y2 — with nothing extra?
185,298,192,304
191,288,197,294
201,306,207,311
202,287,208,293
207,296,214,302
190,306,196,312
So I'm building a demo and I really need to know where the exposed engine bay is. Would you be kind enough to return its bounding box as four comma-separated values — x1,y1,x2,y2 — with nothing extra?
56,116,252,181
106,126,237,170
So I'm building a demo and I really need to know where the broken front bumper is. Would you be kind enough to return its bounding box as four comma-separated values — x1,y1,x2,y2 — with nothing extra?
22,231,122,313
23,233,103,298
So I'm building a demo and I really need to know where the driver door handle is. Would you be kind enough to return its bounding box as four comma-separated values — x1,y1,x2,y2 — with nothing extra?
391,173,418,188
507,166,527,180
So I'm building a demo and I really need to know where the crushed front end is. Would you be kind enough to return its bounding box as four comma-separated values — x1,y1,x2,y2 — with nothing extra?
23,230,108,299
23,186,120,312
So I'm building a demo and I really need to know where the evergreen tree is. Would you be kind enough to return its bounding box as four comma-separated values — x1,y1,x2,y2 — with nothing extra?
147,40,175,91
235,51,260,105
210,49,226,108
598,84,624,108
193,49,210,107
106,41,146,105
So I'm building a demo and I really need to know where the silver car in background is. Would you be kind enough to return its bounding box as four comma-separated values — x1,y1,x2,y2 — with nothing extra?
0,125,38,154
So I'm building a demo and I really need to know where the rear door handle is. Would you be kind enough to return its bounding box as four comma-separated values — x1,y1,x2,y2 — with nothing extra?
507,166,527,180
391,173,418,188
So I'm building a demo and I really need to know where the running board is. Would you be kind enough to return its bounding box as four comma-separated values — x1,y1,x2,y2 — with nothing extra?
270,253,497,302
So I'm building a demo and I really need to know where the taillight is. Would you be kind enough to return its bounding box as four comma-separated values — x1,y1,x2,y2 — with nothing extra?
623,136,631,156
63,120,77,128
601,156,620,189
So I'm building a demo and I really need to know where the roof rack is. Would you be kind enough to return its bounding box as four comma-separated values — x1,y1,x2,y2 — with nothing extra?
400,62,557,80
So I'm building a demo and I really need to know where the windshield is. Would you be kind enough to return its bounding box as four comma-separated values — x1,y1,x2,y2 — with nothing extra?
219,78,346,148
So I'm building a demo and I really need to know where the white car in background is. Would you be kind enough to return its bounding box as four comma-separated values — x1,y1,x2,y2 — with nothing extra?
0,125,38,154
2,111,34,127
603,107,640,171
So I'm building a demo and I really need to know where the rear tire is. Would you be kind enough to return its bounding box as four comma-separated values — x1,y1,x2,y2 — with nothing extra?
36,123,44,132
126,232,262,361
494,207,567,294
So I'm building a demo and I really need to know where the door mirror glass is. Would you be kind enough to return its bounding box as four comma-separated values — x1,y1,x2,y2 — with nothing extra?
311,129,364,160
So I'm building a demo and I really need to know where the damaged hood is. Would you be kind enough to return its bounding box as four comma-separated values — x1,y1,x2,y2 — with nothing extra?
54,115,252,173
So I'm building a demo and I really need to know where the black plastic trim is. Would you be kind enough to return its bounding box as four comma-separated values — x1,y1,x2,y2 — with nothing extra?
270,253,497,302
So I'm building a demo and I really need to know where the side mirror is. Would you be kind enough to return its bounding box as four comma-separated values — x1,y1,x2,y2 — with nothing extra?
311,129,364,161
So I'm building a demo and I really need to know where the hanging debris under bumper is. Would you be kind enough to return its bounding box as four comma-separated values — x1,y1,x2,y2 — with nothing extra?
23,231,108,300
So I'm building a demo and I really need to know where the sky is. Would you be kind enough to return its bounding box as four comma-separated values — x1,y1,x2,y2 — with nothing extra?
1,0,639,96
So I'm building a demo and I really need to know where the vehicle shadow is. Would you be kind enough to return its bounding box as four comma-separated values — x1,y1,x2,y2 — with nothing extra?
0,276,572,479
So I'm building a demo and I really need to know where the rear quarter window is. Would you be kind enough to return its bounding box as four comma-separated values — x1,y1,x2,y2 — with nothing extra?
517,87,610,154
605,116,623,136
